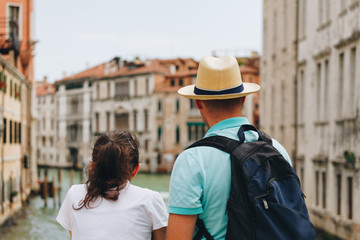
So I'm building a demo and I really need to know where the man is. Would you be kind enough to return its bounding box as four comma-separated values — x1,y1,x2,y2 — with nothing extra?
166,56,292,240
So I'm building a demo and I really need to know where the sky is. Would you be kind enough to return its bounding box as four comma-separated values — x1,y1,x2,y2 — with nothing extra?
34,0,263,83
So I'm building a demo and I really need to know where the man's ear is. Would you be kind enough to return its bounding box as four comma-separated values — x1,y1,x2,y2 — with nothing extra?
131,163,141,178
195,99,203,110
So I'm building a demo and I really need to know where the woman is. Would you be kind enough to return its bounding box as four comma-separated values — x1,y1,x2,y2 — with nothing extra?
57,131,168,239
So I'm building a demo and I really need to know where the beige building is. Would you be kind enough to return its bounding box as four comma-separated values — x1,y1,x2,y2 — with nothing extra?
0,54,31,225
261,0,360,239
36,78,57,167
154,58,202,172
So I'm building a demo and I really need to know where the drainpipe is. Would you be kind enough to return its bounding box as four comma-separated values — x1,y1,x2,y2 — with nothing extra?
293,0,300,170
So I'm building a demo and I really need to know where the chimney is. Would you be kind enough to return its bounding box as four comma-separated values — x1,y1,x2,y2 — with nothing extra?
43,76,48,83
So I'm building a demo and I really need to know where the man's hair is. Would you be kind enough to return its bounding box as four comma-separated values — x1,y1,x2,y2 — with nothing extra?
202,97,245,112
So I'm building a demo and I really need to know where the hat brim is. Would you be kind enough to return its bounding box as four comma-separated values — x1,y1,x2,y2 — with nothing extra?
178,82,260,100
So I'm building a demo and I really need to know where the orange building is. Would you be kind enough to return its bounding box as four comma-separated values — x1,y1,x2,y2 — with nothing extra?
238,53,260,128
0,0,35,83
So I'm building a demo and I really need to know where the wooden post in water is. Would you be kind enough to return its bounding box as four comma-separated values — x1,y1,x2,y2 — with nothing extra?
52,177,56,207
70,168,74,186
43,168,48,207
57,168,62,207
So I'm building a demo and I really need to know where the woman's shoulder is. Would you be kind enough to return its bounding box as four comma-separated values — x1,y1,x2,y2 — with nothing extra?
127,184,164,202
67,184,87,197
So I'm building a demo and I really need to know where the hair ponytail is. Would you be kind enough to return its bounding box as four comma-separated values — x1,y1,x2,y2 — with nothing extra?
74,131,139,210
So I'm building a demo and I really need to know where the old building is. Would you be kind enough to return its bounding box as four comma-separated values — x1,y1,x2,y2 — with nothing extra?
238,53,261,128
261,0,360,239
154,58,201,172
0,55,31,225
48,57,204,173
36,77,56,167
54,63,102,169
0,0,35,225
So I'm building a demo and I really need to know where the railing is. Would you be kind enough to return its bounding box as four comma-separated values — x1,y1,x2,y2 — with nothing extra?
0,17,18,54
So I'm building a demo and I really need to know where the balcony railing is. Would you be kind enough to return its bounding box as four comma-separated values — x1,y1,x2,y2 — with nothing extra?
0,18,19,54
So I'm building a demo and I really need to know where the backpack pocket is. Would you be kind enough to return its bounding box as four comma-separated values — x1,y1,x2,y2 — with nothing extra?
253,176,316,240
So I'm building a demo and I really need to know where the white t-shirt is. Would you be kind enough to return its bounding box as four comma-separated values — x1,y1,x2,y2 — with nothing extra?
56,181,168,240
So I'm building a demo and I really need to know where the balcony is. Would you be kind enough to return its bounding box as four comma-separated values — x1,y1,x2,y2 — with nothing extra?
0,18,19,55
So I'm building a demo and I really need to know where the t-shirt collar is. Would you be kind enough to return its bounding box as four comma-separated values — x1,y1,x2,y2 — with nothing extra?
205,117,249,137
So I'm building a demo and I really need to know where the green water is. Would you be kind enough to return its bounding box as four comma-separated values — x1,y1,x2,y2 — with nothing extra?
0,168,170,240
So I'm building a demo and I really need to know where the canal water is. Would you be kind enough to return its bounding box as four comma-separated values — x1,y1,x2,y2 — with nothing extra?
0,168,170,240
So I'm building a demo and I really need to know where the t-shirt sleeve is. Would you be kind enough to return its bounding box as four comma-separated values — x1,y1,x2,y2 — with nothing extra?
56,186,74,230
150,191,168,230
168,150,203,215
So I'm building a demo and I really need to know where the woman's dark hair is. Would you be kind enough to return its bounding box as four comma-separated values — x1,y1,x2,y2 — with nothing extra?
75,130,139,210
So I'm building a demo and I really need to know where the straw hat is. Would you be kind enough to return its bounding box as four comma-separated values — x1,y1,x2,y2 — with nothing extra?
178,56,260,100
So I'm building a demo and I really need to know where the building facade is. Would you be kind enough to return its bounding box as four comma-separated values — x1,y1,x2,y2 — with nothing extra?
0,0,35,226
0,55,31,225
36,77,56,167
261,0,360,239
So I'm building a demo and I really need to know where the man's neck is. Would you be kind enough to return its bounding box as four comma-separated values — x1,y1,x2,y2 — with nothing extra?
206,113,242,128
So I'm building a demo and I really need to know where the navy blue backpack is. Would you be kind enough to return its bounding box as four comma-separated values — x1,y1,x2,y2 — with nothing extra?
188,124,316,240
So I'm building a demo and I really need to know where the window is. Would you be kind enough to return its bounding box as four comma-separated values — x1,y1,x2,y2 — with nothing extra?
97,84,100,99
107,82,111,98
316,63,322,120
145,78,149,95
324,60,329,119
133,110,137,131
115,113,129,129
115,81,129,98
134,79,137,96
157,126,162,141
349,48,356,115
318,0,330,25
10,80,12,96
14,122,17,143
18,123,21,143
179,78,183,86
298,70,305,123
145,139,149,151
158,100,162,112
170,79,175,86
322,172,326,209
176,98,180,112
175,126,180,144
144,109,148,131
3,119,6,143
106,112,110,131
95,113,99,132
8,6,20,39
337,174,342,215
9,120,12,143
338,53,344,116
299,0,306,38
282,0,287,48
70,96,79,115
347,177,353,219
189,99,196,110
273,10,277,52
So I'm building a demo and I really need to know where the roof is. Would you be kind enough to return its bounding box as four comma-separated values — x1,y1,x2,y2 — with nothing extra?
36,81,56,96
105,59,170,78
240,65,259,75
56,63,106,83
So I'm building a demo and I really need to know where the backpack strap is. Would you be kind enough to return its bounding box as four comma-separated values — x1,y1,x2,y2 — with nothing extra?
193,219,215,240
186,135,239,153
237,124,272,145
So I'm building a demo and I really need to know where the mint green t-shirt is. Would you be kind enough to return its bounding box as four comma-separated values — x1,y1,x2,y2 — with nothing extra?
168,117,292,240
